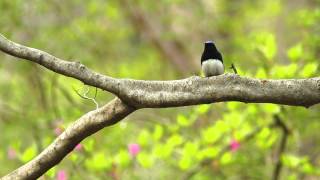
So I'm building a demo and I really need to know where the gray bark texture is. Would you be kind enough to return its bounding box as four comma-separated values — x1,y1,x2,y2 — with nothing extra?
0,33,319,179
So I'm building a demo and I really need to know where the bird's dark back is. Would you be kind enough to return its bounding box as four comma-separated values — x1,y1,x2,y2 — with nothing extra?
201,44,223,64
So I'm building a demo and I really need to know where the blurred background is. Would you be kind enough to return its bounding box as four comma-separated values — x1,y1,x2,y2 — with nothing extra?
0,0,320,179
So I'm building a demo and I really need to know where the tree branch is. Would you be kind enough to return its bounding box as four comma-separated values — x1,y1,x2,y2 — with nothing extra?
1,34,319,108
1,98,135,180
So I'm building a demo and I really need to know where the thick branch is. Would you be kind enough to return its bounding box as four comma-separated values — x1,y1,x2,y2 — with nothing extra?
119,76,320,108
2,98,135,180
1,34,319,108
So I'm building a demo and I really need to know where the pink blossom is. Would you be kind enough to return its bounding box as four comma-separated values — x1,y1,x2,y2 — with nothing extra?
56,170,67,180
128,143,140,157
7,147,16,159
230,139,240,152
74,144,82,151
54,127,63,136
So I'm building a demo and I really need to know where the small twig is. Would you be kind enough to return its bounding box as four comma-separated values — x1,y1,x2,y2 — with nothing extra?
73,85,99,109
229,63,238,74
272,115,290,180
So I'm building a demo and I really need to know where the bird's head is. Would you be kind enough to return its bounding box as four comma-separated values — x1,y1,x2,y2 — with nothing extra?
204,41,217,50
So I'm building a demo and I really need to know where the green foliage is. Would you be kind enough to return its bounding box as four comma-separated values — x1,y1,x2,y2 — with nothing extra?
179,142,200,170
176,114,190,127
271,64,298,78
114,150,131,168
263,104,280,114
220,152,233,165
256,127,277,149
287,43,303,62
46,167,56,178
153,143,172,159
300,62,318,77
137,152,155,168
83,138,95,152
152,125,164,141
251,32,277,60
138,130,151,146
282,154,320,175
167,134,184,147
196,147,220,160
201,125,223,144
20,145,37,163
85,152,112,171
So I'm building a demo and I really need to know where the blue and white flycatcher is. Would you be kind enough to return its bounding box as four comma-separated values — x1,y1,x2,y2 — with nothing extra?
201,41,224,77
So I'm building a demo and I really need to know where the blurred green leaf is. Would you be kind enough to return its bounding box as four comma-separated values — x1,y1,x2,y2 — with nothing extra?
183,142,199,156
138,130,151,146
224,111,243,129
168,124,180,133
85,152,112,171
153,143,173,159
196,104,211,114
220,152,233,165
20,145,37,163
246,105,258,116
83,139,95,152
296,9,320,26
43,136,53,147
227,102,240,111
287,43,303,62
152,125,163,141
70,153,78,162
167,134,183,147
287,174,298,180
300,62,318,77
302,162,315,174
256,127,275,149
282,154,301,168
115,150,130,168
263,104,280,114
105,2,119,19
255,68,267,79
196,147,220,160
177,114,190,127
201,126,222,144
253,32,277,60
45,167,56,178
271,64,298,78
287,64,298,77
137,152,154,168
179,156,192,170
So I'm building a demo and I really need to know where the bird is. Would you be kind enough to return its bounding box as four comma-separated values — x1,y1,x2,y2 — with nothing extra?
201,41,224,77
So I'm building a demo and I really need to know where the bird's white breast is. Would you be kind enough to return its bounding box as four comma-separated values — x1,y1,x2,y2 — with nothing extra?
202,59,224,77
